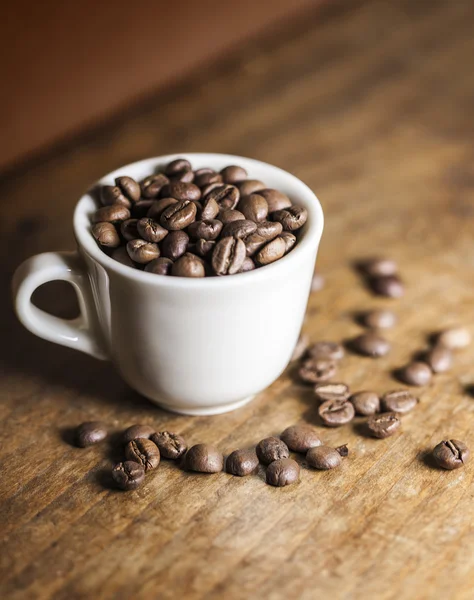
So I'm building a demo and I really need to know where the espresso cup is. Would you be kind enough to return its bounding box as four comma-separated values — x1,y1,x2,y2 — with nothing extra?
12,154,324,415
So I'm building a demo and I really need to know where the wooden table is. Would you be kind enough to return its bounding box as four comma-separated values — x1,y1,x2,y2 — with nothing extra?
2,1,474,597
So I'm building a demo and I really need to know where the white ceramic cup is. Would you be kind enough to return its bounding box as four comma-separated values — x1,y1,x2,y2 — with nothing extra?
12,154,324,415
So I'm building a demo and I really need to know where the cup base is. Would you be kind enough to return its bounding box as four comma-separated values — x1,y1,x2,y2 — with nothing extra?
153,395,255,416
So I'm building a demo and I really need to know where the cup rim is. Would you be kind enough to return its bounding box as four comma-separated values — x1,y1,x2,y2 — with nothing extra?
74,153,324,289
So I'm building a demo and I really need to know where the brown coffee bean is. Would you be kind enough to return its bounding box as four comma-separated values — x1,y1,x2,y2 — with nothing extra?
221,219,257,239
370,275,404,298
437,327,471,349
172,253,205,278
336,444,349,457
299,359,337,384
238,179,266,196
258,188,292,213
238,257,255,272
75,421,108,447
244,232,267,257
218,209,245,224
314,382,350,403
145,257,173,275
226,448,259,476
266,458,300,487
161,230,190,260
363,309,397,329
204,184,240,210
199,195,220,220
147,197,178,220
382,389,418,413
367,412,401,438
137,217,169,242
290,333,309,362
150,431,187,459
280,424,321,453
201,182,224,197
160,199,197,230
308,341,345,361
92,204,131,224
185,444,224,473
165,158,193,181
127,239,160,264
255,236,287,266
125,438,160,471
425,345,453,373
307,446,342,470
101,185,132,208
162,181,201,201
398,362,432,386
123,424,155,443
187,219,223,240
112,461,145,491
132,199,155,219
120,218,140,241
195,239,215,258
92,222,120,248
272,205,308,231
350,391,380,416
237,194,268,222
311,271,325,292
351,332,390,357
194,171,222,187
280,231,297,253
140,173,170,198
432,439,470,470
220,165,248,184
112,246,135,267
318,398,355,427
255,220,283,241
362,258,398,277
212,236,246,275
256,437,290,465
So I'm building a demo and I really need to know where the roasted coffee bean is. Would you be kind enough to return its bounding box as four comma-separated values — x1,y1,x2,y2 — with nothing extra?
314,382,350,403
437,327,471,349
201,182,224,197
311,271,325,292
145,257,173,275
112,246,136,267
137,217,169,242
237,194,268,222
350,391,380,416
226,449,259,476
127,239,160,264
199,195,220,220
256,437,290,465
194,171,222,187
318,398,355,427
92,222,120,248
425,345,453,373
266,458,300,487
187,219,223,240
398,362,432,386
221,219,257,239
280,424,321,453
204,184,240,210
299,359,337,384
140,173,170,198
362,258,398,277
112,461,145,491
121,218,140,241
212,236,246,275
101,185,132,208
122,424,155,443
115,176,141,201
367,412,401,438
244,232,267,257
185,444,224,473
160,199,197,230
239,257,256,272
132,199,155,219
218,209,245,224
147,197,178,220
336,444,349,457
382,389,418,413
255,236,287,266
432,439,470,470
370,275,404,298
161,230,190,260
363,309,397,329
125,438,160,471
272,205,308,231
195,238,215,258
258,188,292,213
165,158,194,182
308,341,345,361
75,421,108,447
220,165,248,184
281,231,297,253
172,253,205,278
290,333,309,362
150,431,187,459
307,446,342,470
162,181,201,201
255,220,283,241
351,332,390,357
238,179,266,196
92,204,131,224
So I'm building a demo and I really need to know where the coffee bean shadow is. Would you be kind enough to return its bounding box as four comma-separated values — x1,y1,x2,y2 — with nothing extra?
60,426,79,447
352,419,372,439
391,367,408,385
95,467,117,490
464,384,474,398
352,310,368,328
419,449,440,471
104,431,128,463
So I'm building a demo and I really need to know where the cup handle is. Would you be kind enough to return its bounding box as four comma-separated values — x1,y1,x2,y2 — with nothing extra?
12,251,108,360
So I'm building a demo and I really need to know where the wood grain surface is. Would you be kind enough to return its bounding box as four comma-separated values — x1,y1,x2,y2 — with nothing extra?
2,1,474,598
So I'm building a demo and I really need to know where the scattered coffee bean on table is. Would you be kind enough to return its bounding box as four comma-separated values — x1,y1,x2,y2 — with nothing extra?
370,275,404,298
398,362,432,386
307,341,345,361
318,398,355,427
314,382,350,403
299,358,337,383
185,444,224,473
256,437,290,465
335,444,349,457
75,421,108,447
425,345,453,373
266,458,300,487
367,413,401,438
122,424,155,443
125,439,160,471
432,439,470,470
226,449,259,477
290,333,309,362
381,390,418,414
362,309,397,330
150,431,187,460
112,461,146,491
437,327,471,349
280,424,322,453
350,391,380,416
307,446,344,470
361,258,398,278
351,332,391,357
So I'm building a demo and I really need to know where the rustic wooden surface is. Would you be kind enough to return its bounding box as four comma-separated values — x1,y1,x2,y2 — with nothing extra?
2,1,474,598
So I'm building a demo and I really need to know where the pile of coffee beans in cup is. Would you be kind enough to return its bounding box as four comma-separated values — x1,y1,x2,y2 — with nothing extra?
90,158,308,277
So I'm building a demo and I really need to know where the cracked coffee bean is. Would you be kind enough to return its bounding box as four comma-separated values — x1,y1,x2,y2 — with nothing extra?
140,173,170,198
432,439,469,470
280,424,321,453
150,431,187,460
185,444,224,473
160,200,197,230
125,438,160,471
256,437,290,465
272,205,308,231
367,413,401,438
266,458,300,487
318,398,355,427
314,382,350,403
204,184,240,210
299,359,337,384
226,449,259,476
381,390,418,414
112,461,145,491
212,236,246,275
75,421,108,447
137,218,169,243
350,391,380,416
127,239,160,264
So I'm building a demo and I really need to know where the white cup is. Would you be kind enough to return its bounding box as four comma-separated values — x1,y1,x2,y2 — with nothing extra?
12,154,324,415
